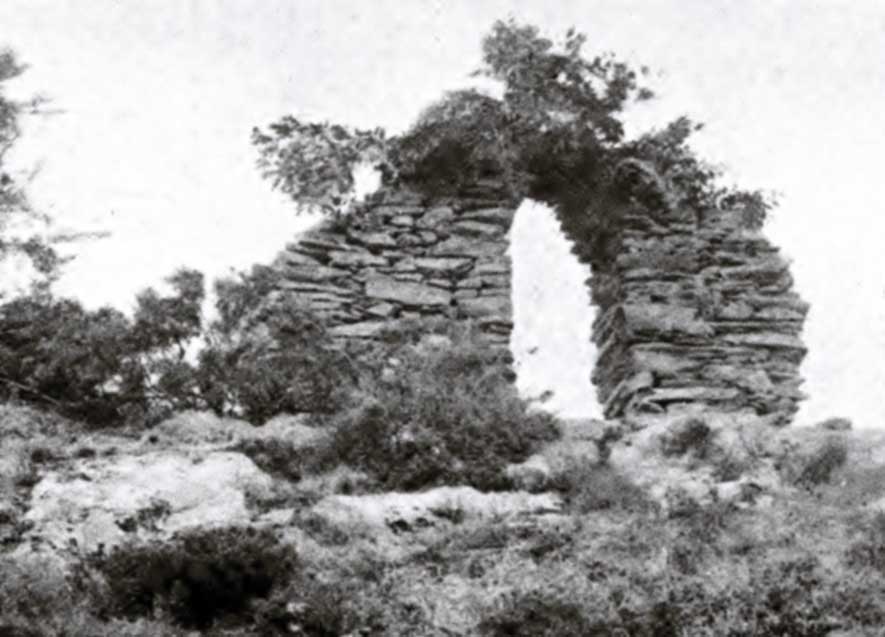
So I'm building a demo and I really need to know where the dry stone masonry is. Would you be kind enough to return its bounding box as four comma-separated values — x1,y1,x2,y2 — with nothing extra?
589,205,809,425
272,178,808,425
271,179,517,347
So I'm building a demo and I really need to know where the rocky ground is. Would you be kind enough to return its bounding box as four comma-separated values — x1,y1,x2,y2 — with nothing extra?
3,404,885,636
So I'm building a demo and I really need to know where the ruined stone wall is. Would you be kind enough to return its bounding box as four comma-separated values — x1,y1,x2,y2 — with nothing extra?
270,180,516,346
589,205,809,425
272,177,808,426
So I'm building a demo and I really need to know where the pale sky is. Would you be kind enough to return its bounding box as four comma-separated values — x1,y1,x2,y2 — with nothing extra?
1,0,883,426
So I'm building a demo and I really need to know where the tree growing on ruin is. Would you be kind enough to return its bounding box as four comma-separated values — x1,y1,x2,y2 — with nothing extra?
252,19,773,264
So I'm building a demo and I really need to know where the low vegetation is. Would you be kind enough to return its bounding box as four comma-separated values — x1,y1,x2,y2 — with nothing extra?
309,324,560,491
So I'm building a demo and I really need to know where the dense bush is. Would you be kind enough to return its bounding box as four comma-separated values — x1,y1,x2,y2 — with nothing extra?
476,553,885,637
254,579,385,637
92,526,297,629
549,461,652,513
779,435,849,488
0,295,140,425
845,511,885,574
0,263,353,427
478,590,598,637
196,267,354,422
310,325,560,491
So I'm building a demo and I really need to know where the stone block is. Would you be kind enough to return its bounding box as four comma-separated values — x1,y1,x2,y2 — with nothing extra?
283,265,349,282
366,303,397,318
329,321,391,338
412,257,474,277
328,251,388,268
366,273,452,307
621,303,713,338
391,215,415,227
417,206,455,228
452,220,503,237
347,231,398,249
457,295,512,318
460,207,515,228
279,249,320,266
721,333,806,350
473,260,511,275
429,236,507,258
457,277,483,289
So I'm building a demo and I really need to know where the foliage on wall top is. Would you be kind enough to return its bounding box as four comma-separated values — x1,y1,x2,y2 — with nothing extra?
252,20,772,263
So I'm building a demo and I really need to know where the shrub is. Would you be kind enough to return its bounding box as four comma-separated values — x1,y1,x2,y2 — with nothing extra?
233,437,305,482
195,268,355,423
478,590,597,637
782,435,849,488
846,511,885,574
309,325,560,491
475,554,885,637
659,417,711,458
255,579,384,637
92,526,297,629
666,502,733,575
0,268,206,427
549,461,652,513
0,263,354,427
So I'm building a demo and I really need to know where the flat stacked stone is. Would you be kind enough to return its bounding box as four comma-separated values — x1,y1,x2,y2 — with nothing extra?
589,203,808,425
271,180,517,346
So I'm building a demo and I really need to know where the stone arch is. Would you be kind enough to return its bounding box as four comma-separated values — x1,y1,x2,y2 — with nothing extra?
270,175,808,425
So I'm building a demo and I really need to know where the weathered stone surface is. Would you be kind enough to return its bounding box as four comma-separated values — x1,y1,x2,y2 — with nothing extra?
412,257,473,277
717,302,755,320
721,333,806,350
299,236,354,253
427,278,453,289
329,321,393,338
392,273,422,282
430,236,507,258
643,386,743,404
460,207,515,228
22,451,274,555
457,295,511,318
417,206,455,228
278,249,321,266
390,215,415,227
310,487,562,537
457,277,483,289
474,261,511,275
347,230,398,249
452,220,503,237
366,273,452,306
284,264,349,282
366,302,397,318
328,251,388,268
276,281,354,296
622,304,713,338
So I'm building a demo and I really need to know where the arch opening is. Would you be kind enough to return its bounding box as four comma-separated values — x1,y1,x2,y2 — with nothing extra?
508,199,601,419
